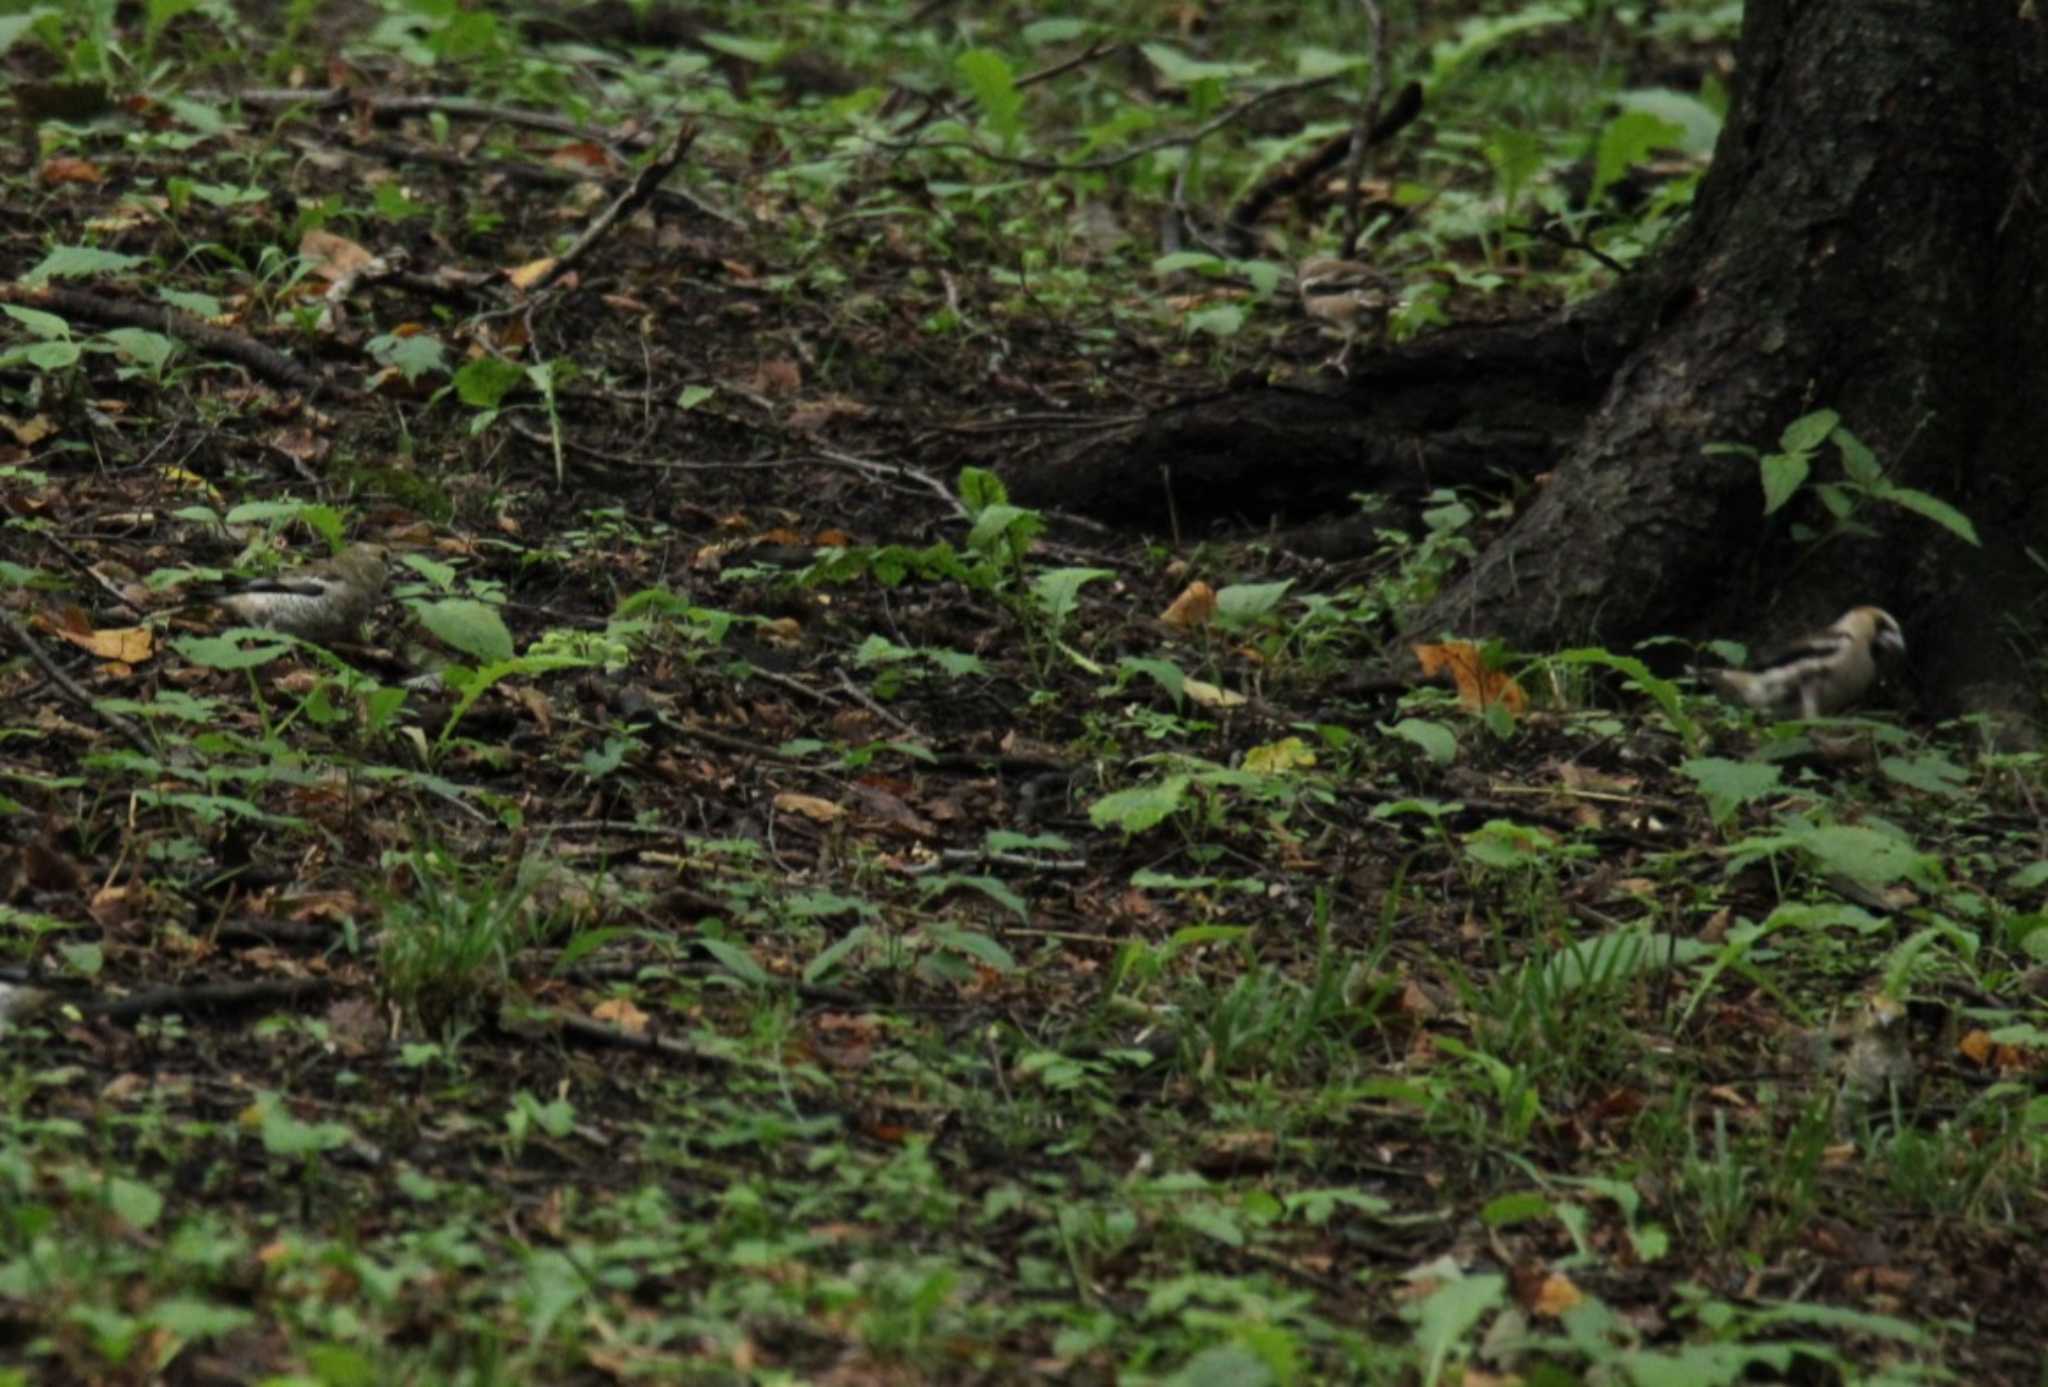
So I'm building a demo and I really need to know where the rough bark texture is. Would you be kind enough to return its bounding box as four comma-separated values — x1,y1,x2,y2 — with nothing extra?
1410,0,2048,686
1008,317,1632,527
1023,0,2048,715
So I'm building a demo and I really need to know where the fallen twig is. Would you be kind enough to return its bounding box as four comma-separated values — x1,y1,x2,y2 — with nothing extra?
0,609,154,756
533,121,701,293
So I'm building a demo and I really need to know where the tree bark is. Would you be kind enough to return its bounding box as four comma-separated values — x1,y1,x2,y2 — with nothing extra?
1023,0,2048,714
1409,0,2047,673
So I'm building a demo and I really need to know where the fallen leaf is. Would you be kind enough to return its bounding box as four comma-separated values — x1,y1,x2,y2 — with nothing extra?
1413,640,1527,713
505,257,557,290
63,624,153,663
1183,678,1246,708
39,157,105,185
299,229,378,282
592,998,648,1036
1159,581,1217,629
750,359,803,396
774,792,844,823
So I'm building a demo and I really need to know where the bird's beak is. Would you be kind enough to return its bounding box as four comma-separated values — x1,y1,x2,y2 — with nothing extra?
1877,627,1906,657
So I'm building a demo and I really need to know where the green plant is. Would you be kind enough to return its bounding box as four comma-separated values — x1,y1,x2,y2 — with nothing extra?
376,849,559,1037
1704,408,1980,548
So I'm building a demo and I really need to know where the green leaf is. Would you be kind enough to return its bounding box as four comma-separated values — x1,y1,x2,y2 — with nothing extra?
21,245,147,286
1151,251,1228,276
927,924,1016,972
1480,1191,1552,1226
1759,451,1809,514
1176,1204,1244,1247
1789,822,1928,887
1778,409,1840,453
418,599,514,664
1030,567,1112,623
699,936,773,985
1,305,73,339
1873,485,1980,545
1879,753,1969,796
1832,426,1884,484
956,49,1022,145
1410,1272,1506,1383
1212,580,1292,629
1184,302,1244,337
803,925,870,983
1385,718,1456,765
1592,109,1684,202
1140,43,1258,86
103,1176,163,1230
1089,775,1192,833
174,632,294,669
1680,756,1782,825
1610,86,1722,154
1116,656,1187,704
955,466,1007,513
452,355,526,409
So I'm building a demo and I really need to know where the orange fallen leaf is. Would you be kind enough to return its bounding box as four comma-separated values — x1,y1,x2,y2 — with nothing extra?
1159,580,1217,629
39,157,105,185
1413,640,1526,713
592,998,648,1035
64,624,154,663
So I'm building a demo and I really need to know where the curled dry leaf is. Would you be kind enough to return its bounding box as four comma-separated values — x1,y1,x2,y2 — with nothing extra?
1159,580,1217,629
774,792,844,823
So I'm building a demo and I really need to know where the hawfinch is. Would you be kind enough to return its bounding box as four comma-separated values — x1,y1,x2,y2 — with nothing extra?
1705,605,1905,719
206,543,389,643
1297,256,1396,373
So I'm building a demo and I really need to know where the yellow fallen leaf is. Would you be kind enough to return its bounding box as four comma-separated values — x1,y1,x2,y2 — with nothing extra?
1183,678,1246,708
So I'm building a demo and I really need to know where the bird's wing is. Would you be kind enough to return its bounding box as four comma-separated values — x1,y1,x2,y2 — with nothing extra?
1745,628,1853,675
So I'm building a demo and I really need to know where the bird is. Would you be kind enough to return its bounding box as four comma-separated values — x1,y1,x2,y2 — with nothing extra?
202,543,389,644
1296,255,1397,373
1703,605,1905,719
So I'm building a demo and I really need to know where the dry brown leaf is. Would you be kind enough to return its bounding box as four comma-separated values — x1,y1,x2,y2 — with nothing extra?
1413,640,1527,713
774,792,844,822
547,141,614,172
751,359,803,396
40,157,105,185
63,624,153,663
299,228,378,282
1159,580,1217,629
266,425,330,465
787,396,871,433
1532,1271,1584,1317
592,998,648,1036
505,257,557,290
0,413,55,445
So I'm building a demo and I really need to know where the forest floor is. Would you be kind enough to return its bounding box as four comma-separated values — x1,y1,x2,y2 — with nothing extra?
2,3,2044,1383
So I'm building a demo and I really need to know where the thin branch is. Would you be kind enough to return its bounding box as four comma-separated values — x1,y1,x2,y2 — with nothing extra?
1341,0,1391,253
0,609,153,756
869,73,1345,174
0,284,331,395
533,121,700,293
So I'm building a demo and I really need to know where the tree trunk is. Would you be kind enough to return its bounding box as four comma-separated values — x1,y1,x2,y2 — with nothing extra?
1411,0,2047,682
1023,0,2048,715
